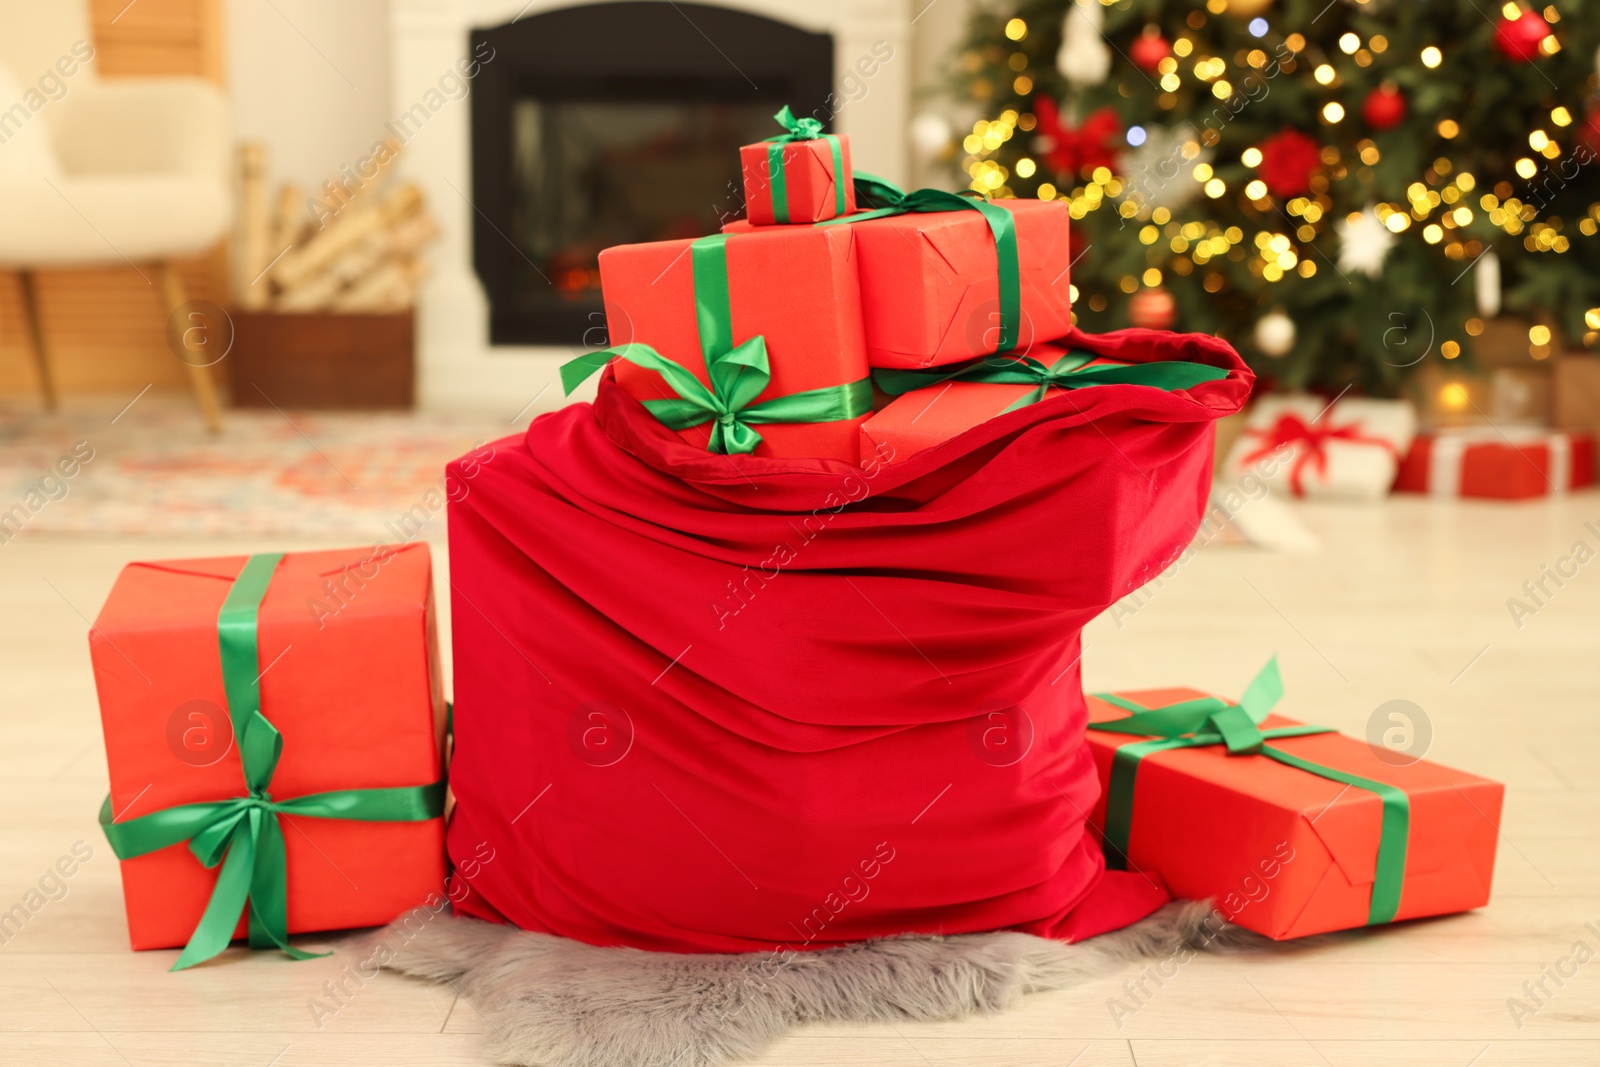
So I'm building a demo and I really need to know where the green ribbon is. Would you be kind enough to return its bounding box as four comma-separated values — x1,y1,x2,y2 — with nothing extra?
873,349,1229,413
98,553,447,970
562,232,871,454
762,106,846,223
562,340,871,455
1088,657,1410,926
822,172,1022,354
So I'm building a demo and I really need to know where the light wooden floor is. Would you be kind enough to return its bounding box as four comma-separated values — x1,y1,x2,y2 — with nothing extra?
2,492,1597,1066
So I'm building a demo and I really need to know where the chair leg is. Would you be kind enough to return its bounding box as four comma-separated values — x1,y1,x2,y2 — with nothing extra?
158,261,223,433
17,271,58,411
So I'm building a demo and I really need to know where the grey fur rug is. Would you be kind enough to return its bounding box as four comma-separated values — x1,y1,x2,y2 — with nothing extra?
368,900,1263,1067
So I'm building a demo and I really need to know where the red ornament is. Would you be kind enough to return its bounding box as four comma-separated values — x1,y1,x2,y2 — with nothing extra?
1031,96,1122,177
1494,10,1551,62
1256,128,1322,199
1129,286,1177,330
1361,82,1407,131
1130,26,1171,74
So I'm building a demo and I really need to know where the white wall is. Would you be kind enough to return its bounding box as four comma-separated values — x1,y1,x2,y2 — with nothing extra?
226,0,393,199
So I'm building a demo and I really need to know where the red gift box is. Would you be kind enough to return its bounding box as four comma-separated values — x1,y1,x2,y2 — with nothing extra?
740,127,854,225
1393,427,1596,499
1084,664,1502,939
851,199,1074,369
861,345,1131,462
598,226,870,462
91,546,448,955
727,199,1074,369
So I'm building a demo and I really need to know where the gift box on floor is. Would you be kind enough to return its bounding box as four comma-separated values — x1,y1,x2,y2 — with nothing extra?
1084,660,1502,940
1222,394,1417,500
583,225,871,462
91,547,448,968
860,339,1229,463
726,180,1074,370
1393,428,1596,499
739,106,855,226
1554,356,1600,436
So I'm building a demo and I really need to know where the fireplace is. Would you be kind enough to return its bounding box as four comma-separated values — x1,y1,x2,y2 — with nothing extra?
469,2,834,347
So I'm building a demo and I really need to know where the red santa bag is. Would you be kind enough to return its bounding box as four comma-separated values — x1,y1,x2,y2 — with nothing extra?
445,328,1252,953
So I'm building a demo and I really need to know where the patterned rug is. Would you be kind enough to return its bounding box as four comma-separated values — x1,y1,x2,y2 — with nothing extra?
0,397,514,540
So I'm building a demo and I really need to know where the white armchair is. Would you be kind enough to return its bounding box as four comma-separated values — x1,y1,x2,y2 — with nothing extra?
0,1,231,429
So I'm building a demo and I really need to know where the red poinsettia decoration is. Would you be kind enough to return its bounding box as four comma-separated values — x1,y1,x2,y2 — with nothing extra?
1032,96,1121,177
1257,128,1322,199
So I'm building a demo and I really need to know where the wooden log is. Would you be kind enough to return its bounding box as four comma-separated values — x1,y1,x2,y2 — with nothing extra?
273,184,424,290
268,182,306,263
237,142,271,309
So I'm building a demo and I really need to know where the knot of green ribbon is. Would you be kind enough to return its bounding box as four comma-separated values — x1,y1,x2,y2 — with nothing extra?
1088,657,1411,926
872,348,1229,413
761,106,845,223
563,232,871,454
562,338,871,455
768,104,823,142
822,173,1023,354
98,553,447,970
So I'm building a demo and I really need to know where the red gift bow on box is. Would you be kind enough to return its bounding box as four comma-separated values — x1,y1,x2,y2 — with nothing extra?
1239,411,1398,497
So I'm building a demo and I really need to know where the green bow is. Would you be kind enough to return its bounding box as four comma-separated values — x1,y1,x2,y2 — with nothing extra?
762,106,846,223
1088,657,1411,925
562,339,871,455
872,349,1230,413
98,553,447,970
563,232,871,454
823,173,1023,354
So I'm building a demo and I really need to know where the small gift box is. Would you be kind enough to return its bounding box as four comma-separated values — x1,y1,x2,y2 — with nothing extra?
576,225,871,462
1084,659,1503,939
860,338,1228,463
1223,394,1417,500
91,547,448,968
1393,427,1596,499
739,106,855,226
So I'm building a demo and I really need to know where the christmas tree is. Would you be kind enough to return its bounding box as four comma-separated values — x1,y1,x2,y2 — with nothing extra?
948,0,1600,395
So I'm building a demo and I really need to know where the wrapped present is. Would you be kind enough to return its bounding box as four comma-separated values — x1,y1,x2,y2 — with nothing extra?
1393,427,1596,499
1554,355,1600,436
739,106,855,225
575,226,871,462
1085,659,1503,939
861,337,1229,463
91,547,448,969
725,176,1074,369
1222,394,1417,500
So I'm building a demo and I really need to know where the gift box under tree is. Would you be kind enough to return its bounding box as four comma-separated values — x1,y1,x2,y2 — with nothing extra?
1393,428,1596,499
91,547,448,968
1222,394,1417,500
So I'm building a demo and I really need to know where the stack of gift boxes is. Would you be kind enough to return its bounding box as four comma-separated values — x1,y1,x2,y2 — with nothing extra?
88,112,1501,966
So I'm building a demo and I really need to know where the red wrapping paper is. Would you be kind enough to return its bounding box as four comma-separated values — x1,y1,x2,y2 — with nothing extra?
740,134,855,225
860,343,1134,463
598,225,869,461
1393,428,1596,499
444,327,1250,953
89,546,448,951
1085,686,1503,939
729,199,1074,368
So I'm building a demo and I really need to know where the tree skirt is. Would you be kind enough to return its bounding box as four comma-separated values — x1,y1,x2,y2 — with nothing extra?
0,398,504,540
